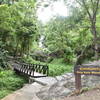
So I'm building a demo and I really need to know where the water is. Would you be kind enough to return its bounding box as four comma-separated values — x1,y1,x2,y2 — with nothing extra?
39,35,45,48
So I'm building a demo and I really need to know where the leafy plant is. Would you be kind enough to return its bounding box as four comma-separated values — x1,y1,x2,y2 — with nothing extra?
0,44,8,68
0,70,27,99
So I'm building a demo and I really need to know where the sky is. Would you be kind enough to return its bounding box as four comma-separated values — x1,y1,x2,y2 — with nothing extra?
37,0,71,23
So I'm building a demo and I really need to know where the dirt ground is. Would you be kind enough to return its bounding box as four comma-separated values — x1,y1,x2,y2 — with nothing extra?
63,88,100,100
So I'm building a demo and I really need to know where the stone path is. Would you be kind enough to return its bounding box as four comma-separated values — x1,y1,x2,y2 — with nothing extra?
2,73,74,100
2,82,43,100
2,72,100,100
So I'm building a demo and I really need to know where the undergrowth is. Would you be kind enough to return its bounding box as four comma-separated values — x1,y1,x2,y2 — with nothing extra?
0,70,27,99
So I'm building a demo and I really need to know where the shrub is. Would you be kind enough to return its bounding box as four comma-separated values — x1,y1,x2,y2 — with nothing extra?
0,70,27,99
0,47,8,68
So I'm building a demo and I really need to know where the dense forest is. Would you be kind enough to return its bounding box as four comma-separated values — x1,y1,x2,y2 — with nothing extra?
0,0,100,99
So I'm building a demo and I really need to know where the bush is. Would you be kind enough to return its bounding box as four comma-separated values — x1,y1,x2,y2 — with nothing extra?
0,47,8,68
0,90,12,99
0,70,27,99
49,58,73,76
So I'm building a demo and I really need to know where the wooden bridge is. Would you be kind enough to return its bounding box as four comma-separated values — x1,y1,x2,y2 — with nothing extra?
13,62,49,78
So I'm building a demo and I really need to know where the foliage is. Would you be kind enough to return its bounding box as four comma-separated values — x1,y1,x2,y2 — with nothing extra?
0,0,100,78
0,0,37,57
0,48,8,69
0,42,8,69
0,0,99,64
10,0,37,56
44,15,93,63
74,0,100,59
0,4,14,49
48,58,73,76
0,70,27,99
24,57,73,76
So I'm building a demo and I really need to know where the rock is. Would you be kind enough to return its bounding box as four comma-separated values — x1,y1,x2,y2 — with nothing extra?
55,73,74,81
36,76,77,100
31,50,48,62
36,72,100,100
36,73,76,100
32,77,58,86
3,71,100,100
37,83,71,100
82,75,100,87
64,73,74,76
63,80,75,91
55,76,65,81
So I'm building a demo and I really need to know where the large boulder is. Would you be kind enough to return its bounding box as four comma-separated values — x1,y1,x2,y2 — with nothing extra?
31,50,48,62
37,82,72,100
36,73,75,100
37,71,100,100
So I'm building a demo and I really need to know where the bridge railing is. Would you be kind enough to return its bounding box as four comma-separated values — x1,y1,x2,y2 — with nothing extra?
14,62,49,77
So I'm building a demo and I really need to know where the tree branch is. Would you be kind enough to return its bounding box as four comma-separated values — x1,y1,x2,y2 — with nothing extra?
91,0,95,14
76,0,92,21
93,0,100,20
82,0,92,21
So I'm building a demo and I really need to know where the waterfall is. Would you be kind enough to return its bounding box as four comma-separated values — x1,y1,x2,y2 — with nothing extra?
39,35,45,48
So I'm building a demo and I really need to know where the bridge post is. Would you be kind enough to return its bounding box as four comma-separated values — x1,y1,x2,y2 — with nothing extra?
47,66,49,76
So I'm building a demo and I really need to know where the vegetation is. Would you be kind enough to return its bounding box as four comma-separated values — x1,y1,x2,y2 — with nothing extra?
75,0,100,59
0,0,100,99
0,0,37,57
24,56,73,76
0,0,36,98
0,70,27,99
48,58,73,76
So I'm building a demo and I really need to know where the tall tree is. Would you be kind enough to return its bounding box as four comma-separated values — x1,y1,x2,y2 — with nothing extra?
0,0,37,57
75,0,100,59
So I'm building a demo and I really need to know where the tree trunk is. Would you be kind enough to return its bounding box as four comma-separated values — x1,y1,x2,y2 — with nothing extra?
14,41,19,57
91,18,98,60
